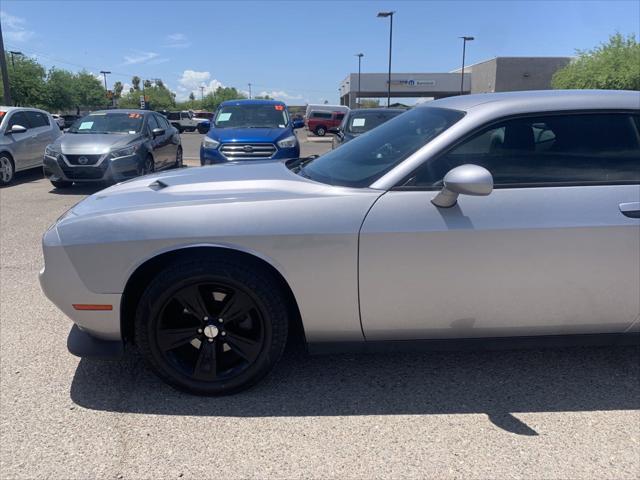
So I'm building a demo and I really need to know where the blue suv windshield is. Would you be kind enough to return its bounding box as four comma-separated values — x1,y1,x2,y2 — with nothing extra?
214,104,289,129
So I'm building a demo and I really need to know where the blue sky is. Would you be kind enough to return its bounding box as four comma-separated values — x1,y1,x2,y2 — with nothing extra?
1,0,638,105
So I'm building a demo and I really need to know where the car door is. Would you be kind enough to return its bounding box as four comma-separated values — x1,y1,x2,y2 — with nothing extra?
26,111,57,165
146,114,168,167
5,111,37,170
359,111,640,340
158,114,179,163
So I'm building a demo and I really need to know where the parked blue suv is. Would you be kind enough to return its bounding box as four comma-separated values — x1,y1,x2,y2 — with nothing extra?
200,99,304,165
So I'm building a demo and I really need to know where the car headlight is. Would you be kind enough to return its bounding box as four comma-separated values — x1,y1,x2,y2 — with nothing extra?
277,135,297,149
45,145,60,157
202,136,220,149
109,144,141,159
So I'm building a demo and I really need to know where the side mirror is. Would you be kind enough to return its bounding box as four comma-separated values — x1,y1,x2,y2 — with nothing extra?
292,119,304,129
152,128,165,138
7,124,27,135
431,164,493,208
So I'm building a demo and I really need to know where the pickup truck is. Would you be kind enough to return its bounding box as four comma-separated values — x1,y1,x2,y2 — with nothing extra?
165,111,207,133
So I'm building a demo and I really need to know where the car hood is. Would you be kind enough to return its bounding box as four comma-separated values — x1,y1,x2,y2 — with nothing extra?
68,161,357,219
209,127,291,143
52,133,142,155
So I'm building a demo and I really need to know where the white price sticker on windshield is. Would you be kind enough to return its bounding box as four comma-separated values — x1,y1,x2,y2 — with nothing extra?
352,118,366,127
78,121,94,130
217,113,232,122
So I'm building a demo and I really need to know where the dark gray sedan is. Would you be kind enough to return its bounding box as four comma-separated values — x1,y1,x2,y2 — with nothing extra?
43,110,182,188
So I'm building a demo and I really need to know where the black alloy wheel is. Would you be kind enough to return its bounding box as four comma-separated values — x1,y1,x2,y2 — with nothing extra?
315,126,326,137
135,258,289,395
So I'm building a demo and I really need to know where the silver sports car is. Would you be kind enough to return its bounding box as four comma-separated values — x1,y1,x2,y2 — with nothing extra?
40,90,640,395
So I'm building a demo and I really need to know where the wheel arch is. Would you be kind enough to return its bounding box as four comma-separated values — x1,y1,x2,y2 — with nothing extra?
120,245,305,348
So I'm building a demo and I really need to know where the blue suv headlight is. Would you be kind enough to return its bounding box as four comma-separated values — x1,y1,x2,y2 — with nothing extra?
277,135,297,149
202,137,220,149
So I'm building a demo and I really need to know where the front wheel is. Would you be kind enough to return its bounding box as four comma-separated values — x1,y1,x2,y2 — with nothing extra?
135,258,289,395
315,126,326,137
174,147,183,169
0,155,15,186
140,155,155,176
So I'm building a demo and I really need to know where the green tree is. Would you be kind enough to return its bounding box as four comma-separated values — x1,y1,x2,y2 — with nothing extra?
552,33,640,90
359,99,380,108
3,54,47,107
73,71,106,109
119,78,176,110
188,91,196,102
131,76,141,91
201,86,247,111
45,68,76,111
113,81,124,99
254,94,271,100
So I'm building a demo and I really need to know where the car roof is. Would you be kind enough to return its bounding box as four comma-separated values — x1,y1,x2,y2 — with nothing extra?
349,108,405,115
0,106,51,113
220,99,286,107
90,109,150,115
425,89,640,115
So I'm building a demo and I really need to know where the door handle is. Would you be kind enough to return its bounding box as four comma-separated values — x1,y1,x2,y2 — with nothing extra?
619,202,640,219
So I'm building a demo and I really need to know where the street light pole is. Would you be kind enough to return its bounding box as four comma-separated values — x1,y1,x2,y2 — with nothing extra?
99,70,111,91
8,50,23,69
199,85,205,102
458,36,474,95
377,11,394,107
0,21,12,105
355,53,364,108
248,83,252,99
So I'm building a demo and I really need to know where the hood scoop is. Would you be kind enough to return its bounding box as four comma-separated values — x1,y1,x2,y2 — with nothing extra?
148,179,169,191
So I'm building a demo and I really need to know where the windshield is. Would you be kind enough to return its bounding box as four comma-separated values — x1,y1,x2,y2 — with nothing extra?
346,110,403,134
214,104,289,129
69,112,144,134
301,107,465,188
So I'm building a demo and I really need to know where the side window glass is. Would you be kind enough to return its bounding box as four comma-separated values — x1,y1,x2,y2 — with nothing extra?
147,114,159,131
8,112,30,130
411,113,640,188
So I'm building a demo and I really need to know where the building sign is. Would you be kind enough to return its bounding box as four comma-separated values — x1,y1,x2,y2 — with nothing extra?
387,79,437,87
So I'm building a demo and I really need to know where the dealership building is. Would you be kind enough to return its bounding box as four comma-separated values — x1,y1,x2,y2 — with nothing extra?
339,56,571,107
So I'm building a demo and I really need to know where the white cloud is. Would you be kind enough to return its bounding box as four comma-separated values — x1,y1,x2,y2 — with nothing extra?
258,90,303,101
122,50,160,65
176,70,223,100
0,11,34,43
165,33,191,48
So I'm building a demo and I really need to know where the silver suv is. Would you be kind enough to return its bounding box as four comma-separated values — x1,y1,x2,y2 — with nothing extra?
0,107,61,186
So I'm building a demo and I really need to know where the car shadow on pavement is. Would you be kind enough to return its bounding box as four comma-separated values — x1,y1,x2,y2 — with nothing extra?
2,167,45,187
70,344,639,435
47,184,104,196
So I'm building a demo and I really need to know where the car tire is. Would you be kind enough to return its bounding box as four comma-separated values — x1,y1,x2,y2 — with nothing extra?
174,147,183,169
0,154,15,186
134,257,289,395
50,179,73,189
315,126,326,137
141,155,155,176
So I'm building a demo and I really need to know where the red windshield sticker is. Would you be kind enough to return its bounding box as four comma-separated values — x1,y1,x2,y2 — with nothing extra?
274,105,284,111
0,111,5,118
128,113,142,119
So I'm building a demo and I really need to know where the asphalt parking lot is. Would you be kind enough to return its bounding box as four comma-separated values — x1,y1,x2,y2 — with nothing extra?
0,131,638,479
